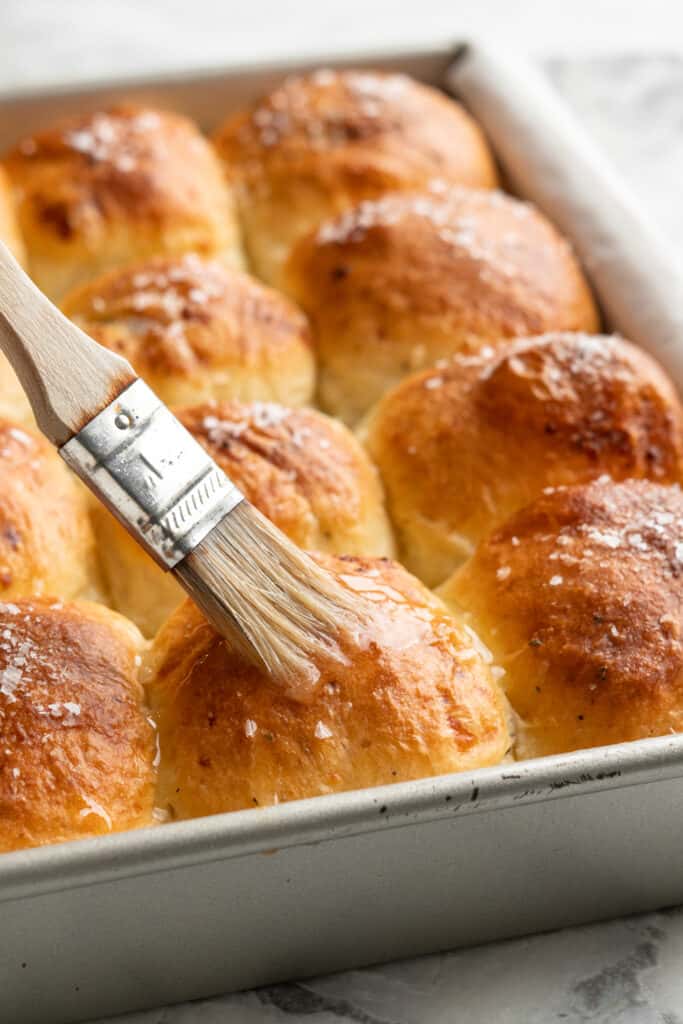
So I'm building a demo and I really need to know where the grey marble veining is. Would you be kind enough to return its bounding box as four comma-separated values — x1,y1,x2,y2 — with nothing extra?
86,50,683,1024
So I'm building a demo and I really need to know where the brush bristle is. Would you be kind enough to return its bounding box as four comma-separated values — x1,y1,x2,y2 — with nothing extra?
174,502,358,698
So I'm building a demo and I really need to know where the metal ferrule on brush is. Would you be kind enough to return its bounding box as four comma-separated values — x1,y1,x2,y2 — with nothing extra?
60,379,244,570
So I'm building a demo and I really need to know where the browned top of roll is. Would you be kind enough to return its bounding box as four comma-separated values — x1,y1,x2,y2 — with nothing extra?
0,599,155,851
148,553,509,819
215,68,498,195
62,255,314,405
366,333,683,581
177,401,394,556
3,105,241,298
444,479,683,758
6,105,226,234
287,186,598,346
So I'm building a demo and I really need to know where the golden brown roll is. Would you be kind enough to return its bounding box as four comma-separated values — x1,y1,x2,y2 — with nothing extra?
0,599,155,852
147,553,509,819
0,357,33,429
442,478,683,759
0,418,100,602
214,69,498,283
365,333,683,586
0,169,32,425
62,254,315,407
0,165,25,264
94,400,396,636
285,186,600,423
3,105,243,300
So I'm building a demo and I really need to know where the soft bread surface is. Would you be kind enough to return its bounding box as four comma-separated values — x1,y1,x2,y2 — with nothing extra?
365,333,683,586
0,357,33,428
0,165,26,264
0,169,32,424
147,554,509,818
95,401,395,636
0,599,155,851
0,419,100,601
213,69,498,283
62,254,315,407
4,105,243,299
285,187,599,423
442,479,683,758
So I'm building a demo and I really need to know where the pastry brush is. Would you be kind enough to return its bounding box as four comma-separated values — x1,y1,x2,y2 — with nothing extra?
0,242,355,695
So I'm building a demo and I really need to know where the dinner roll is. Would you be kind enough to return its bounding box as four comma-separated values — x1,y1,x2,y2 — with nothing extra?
442,478,683,759
0,419,100,602
0,357,33,429
62,254,315,407
285,187,599,423
214,69,498,283
147,553,509,819
3,105,243,299
0,599,155,852
0,169,32,425
94,400,395,636
365,333,683,586
0,165,25,264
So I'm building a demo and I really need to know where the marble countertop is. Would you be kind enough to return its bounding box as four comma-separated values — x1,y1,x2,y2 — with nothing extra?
3,4,683,1022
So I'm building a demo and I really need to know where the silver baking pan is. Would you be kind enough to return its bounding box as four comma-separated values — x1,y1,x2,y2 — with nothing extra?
3,41,683,1024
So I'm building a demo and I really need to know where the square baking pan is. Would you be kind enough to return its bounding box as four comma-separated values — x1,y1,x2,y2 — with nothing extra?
2,41,683,1024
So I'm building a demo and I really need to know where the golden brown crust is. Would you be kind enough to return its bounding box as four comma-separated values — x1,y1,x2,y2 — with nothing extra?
62,254,315,407
0,165,25,264
179,401,395,555
0,599,155,851
365,333,683,586
442,479,683,758
0,419,100,601
147,554,509,818
4,105,243,298
93,400,395,638
285,187,600,423
214,69,498,282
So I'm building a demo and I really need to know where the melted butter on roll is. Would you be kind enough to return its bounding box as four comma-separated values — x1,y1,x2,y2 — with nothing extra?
442,478,683,758
214,68,498,284
4,106,243,299
94,401,395,637
62,254,315,408
0,599,155,852
365,332,683,586
285,187,599,423
146,554,509,818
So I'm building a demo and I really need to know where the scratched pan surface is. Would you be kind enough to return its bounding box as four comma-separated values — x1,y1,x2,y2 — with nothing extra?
2,43,683,1024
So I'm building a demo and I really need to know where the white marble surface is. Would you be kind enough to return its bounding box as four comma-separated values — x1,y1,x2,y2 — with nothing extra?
3,3,683,1022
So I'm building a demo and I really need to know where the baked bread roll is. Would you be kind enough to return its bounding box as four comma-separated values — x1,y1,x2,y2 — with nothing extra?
3,105,243,300
0,419,100,602
0,357,33,429
365,333,683,586
442,478,683,758
285,187,599,423
62,254,315,407
94,401,395,636
0,165,25,264
0,169,33,424
213,69,498,284
0,599,155,852
147,553,509,819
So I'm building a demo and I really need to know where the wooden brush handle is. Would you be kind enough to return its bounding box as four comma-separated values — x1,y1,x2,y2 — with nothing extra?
0,242,136,446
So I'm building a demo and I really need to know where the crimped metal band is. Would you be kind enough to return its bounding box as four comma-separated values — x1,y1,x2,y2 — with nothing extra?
60,379,244,569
